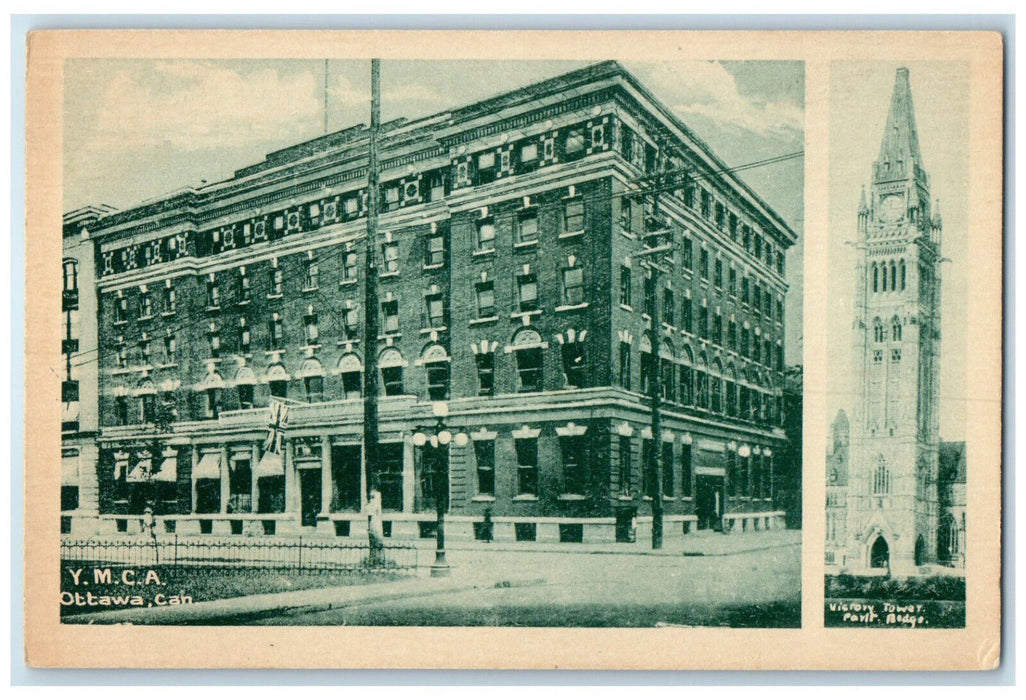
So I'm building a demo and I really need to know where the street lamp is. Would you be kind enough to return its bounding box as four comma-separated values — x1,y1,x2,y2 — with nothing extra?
413,401,468,578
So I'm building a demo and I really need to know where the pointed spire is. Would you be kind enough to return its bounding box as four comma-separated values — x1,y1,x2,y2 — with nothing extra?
875,67,925,181
932,197,942,229
858,185,869,214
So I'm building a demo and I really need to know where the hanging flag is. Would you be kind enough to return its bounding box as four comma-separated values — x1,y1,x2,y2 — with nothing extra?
264,400,290,455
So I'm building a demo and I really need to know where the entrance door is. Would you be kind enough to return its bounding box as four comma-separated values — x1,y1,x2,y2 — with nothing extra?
331,445,362,511
298,468,322,527
870,536,890,569
695,475,724,530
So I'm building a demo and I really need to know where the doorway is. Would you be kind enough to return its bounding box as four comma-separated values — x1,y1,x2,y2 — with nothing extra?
695,474,724,531
298,468,322,527
870,535,890,569
331,445,362,511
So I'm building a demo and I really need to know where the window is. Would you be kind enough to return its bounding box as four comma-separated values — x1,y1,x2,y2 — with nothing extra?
873,349,884,364
729,268,737,297
700,189,711,218
164,333,177,363
140,292,153,318
516,347,543,392
516,211,539,244
475,219,496,253
520,143,538,162
382,300,399,335
63,260,78,293
618,436,633,496
342,306,359,340
163,284,176,314
562,266,584,306
238,318,250,354
643,276,656,317
561,436,586,495
205,388,221,419
141,393,156,423
562,340,585,389
235,268,250,303
619,342,631,389
698,306,708,338
873,319,885,343
662,442,675,497
423,346,450,401
891,348,902,363
238,383,254,409
619,266,632,307
424,293,445,329
380,349,404,396
342,251,358,282
228,457,252,513
337,354,362,400
268,313,284,350
425,232,445,266
304,309,319,346
206,276,220,308
873,458,891,495
270,265,283,296
563,198,584,233
642,439,657,498
892,318,903,342
115,396,129,425
640,347,652,395
304,374,324,402
478,152,495,170
680,443,693,497
208,326,221,359
517,272,538,312
304,255,319,289
116,340,127,369
714,258,723,288
712,313,723,345
682,300,693,333
475,441,495,496
381,242,399,274
476,281,495,318
682,237,693,269
564,129,585,156
114,296,128,324
475,351,495,396
662,288,675,326
699,248,709,280
515,438,539,496
754,234,763,260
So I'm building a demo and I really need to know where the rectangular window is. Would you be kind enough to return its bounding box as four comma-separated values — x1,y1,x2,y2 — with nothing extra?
476,281,495,318
425,233,445,266
383,185,400,210
424,293,445,329
562,267,584,306
561,436,586,495
619,265,632,307
515,438,539,496
698,306,708,338
305,375,324,402
643,276,656,317
304,256,319,289
516,211,539,244
381,366,403,396
619,341,631,390
713,313,723,345
342,307,359,340
516,348,543,392
343,251,358,282
662,288,675,326
476,352,495,396
642,439,656,498
714,258,723,288
304,310,319,345
699,248,709,280
382,242,399,274
115,296,128,324
209,329,220,359
662,442,675,497
680,444,693,497
140,293,153,318
382,300,399,335
238,269,251,302
741,277,750,305
115,396,129,425
517,273,538,312
141,394,156,423
478,152,495,170
270,266,283,296
163,285,176,314
475,219,496,253
682,237,693,269
618,436,632,497
520,143,538,162
164,334,177,363
238,383,254,409
563,199,585,233
475,441,495,496
238,320,250,354
269,315,284,350
729,267,737,296
341,367,361,400
207,277,220,308
682,300,693,333
564,129,585,155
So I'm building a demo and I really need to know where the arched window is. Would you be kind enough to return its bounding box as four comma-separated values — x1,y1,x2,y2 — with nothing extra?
659,339,675,402
879,262,887,293
510,329,545,393
235,366,256,409
890,260,898,291
892,316,902,342
379,348,406,396
873,318,885,344
873,456,891,495
336,353,363,400
872,263,879,293
421,344,450,401
265,363,290,399
899,259,907,290
679,345,694,406
298,358,325,402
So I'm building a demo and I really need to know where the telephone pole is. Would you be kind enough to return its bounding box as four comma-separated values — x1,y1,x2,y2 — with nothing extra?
362,59,381,505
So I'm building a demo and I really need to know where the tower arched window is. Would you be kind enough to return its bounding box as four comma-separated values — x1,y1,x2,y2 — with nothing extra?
873,318,885,344
890,260,897,291
873,456,891,495
899,259,907,290
880,262,887,293
892,317,902,342
872,263,879,293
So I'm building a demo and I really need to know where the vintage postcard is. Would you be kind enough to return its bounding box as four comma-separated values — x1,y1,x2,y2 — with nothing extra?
23,29,1003,670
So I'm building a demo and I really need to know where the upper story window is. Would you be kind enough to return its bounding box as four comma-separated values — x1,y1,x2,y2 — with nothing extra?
662,288,675,326
520,143,538,163
619,265,632,307
381,299,400,335
425,231,446,266
517,272,538,313
700,189,712,219
560,334,586,389
643,275,656,318
475,218,496,253
516,210,539,245
561,265,584,306
714,258,723,288
379,348,405,396
342,251,358,282
238,317,250,354
237,267,251,302
304,308,319,346
381,242,399,274
342,305,359,340
164,332,177,363
873,318,886,344
619,341,631,390
139,291,153,318
699,248,709,280
892,317,903,342
114,295,128,324
62,260,78,293
208,323,221,359
475,440,496,496
873,458,891,495
682,237,693,270
422,345,450,402
563,198,585,233
304,254,319,289
564,129,586,156
268,313,284,350
206,274,220,308
424,292,445,329
682,299,694,334
163,283,177,314
269,261,283,297
476,280,495,318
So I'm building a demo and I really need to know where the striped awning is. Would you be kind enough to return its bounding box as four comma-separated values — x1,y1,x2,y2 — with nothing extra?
61,453,79,487
255,450,284,478
193,451,223,480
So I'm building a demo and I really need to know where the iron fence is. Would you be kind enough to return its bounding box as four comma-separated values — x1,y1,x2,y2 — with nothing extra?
60,535,418,574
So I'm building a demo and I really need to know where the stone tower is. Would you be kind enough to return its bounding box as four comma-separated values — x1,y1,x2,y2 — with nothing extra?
844,67,944,575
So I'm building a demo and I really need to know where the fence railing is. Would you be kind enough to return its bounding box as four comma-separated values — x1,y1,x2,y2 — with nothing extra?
60,535,418,574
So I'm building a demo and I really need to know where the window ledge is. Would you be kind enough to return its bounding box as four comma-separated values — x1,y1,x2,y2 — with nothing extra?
619,228,637,239
301,287,320,293
236,299,251,307
514,240,539,250
420,326,447,334
471,495,496,503
161,311,177,318
206,306,222,313
422,263,445,271
110,368,133,376
379,271,400,279
559,230,585,240
510,310,542,320
472,249,496,258
339,279,359,287
138,314,154,322
301,344,322,352
266,293,284,300
113,320,128,327
512,495,538,502
378,333,402,341
555,303,589,312
557,494,586,501
617,495,634,501
336,339,360,346
154,362,178,370
264,349,286,356
469,316,499,326
620,304,633,312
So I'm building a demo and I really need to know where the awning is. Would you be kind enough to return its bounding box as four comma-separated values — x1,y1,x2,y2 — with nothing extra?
255,450,285,478
126,455,152,483
153,454,178,482
61,454,79,487
193,451,223,480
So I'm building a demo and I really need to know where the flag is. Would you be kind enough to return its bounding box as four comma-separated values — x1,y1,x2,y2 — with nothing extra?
264,400,289,455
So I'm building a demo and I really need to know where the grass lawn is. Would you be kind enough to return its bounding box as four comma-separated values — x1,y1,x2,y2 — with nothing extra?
60,562,405,619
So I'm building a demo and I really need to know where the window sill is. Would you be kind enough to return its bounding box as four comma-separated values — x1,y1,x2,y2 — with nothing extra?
266,294,283,300
422,263,445,271
379,271,400,279
339,279,359,287
378,333,402,341
510,310,542,320
557,494,586,501
662,322,677,332
617,495,634,501
469,316,499,326
618,228,636,239
512,495,538,502
161,311,176,318
620,304,633,312
236,299,251,307
154,362,178,370
264,349,286,356
559,230,585,240
336,338,360,346
206,306,221,313
138,314,154,322
113,320,128,327
110,367,132,376
555,303,589,312
472,249,496,258
513,240,539,250
301,344,322,352
420,326,447,334
301,287,320,293
471,495,496,503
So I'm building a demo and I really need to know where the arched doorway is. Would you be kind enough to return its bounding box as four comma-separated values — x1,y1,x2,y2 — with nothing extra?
915,535,927,566
870,536,890,569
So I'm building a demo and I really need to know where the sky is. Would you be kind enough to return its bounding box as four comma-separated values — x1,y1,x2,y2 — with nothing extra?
64,58,805,363
827,62,969,441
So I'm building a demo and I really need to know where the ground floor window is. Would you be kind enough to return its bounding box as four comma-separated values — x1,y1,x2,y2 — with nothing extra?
617,436,632,497
371,442,404,511
475,440,495,496
680,444,693,497
61,485,79,512
560,436,586,495
515,438,539,496
257,476,285,513
195,478,221,514
228,456,252,513
662,442,674,497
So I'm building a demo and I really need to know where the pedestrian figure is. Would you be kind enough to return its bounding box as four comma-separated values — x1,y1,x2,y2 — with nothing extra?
482,506,494,543
142,503,159,564
367,487,384,565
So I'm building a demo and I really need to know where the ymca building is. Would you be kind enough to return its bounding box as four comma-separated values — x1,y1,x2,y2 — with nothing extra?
64,61,798,543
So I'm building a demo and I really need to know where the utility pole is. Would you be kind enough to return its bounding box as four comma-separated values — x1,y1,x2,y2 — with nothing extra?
636,150,674,550
362,59,381,509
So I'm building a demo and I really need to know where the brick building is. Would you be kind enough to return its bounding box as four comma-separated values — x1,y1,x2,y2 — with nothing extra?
78,61,798,542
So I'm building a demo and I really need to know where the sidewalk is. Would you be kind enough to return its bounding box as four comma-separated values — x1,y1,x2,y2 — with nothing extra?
69,529,800,626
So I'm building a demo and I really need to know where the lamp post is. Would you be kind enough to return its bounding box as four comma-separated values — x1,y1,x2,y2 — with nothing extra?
412,401,468,577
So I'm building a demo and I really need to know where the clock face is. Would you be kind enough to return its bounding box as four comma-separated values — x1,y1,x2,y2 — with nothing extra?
879,195,904,223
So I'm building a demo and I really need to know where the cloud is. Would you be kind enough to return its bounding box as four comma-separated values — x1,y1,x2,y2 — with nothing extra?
639,61,803,139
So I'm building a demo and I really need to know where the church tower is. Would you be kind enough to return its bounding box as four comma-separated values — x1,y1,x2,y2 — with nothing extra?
844,67,944,575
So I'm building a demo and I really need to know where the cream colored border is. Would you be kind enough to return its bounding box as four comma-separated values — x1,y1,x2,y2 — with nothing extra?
24,29,1003,670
